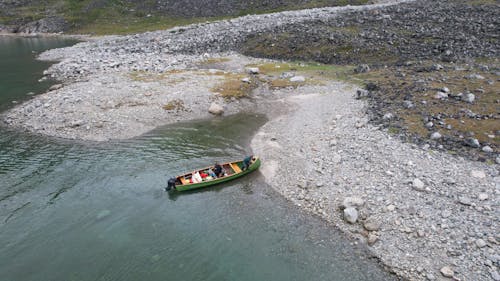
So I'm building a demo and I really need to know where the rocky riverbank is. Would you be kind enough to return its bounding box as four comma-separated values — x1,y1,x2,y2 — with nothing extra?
1,0,498,280
251,80,499,281
241,0,500,163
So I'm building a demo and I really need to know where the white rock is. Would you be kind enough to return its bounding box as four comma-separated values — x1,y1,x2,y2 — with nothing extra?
462,93,475,103
383,113,394,120
246,67,259,74
343,207,358,224
471,170,486,179
476,239,487,248
430,132,442,140
482,146,493,153
412,178,425,191
364,217,381,231
341,197,365,209
440,266,454,278
491,271,500,281
434,91,448,99
367,233,378,245
478,193,489,201
208,102,224,115
290,76,306,82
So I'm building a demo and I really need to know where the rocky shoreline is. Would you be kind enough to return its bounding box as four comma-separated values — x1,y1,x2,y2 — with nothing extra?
251,81,499,281
1,0,499,280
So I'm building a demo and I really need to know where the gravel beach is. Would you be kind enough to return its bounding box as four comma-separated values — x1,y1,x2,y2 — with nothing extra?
2,0,499,279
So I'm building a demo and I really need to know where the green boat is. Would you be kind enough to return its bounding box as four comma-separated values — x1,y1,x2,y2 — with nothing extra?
166,156,261,192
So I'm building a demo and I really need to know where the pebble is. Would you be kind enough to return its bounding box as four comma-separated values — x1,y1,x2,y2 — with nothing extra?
430,132,442,140
440,266,454,278
412,178,425,191
478,193,488,201
471,170,486,179
482,146,493,153
341,196,365,209
290,76,306,82
491,271,500,281
367,233,379,245
363,218,381,231
343,207,358,224
475,239,487,248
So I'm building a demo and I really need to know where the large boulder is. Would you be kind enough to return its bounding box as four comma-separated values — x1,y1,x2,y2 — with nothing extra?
208,102,224,115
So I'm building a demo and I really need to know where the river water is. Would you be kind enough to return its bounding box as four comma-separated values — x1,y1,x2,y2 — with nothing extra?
0,36,395,281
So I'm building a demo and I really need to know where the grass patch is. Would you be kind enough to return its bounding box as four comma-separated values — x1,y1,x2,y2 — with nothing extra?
199,57,232,65
1,0,370,35
445,118,499,145
357,60,499,156
268,78,306,90
211,73,257,99
128,70,187,82
246,61,355,81
163,99,186,111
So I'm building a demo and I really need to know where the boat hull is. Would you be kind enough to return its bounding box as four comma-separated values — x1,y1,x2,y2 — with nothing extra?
174,158,261,192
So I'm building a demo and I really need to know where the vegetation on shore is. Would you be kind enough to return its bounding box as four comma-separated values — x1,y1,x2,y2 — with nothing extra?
1,0,368,35
240,0,499,161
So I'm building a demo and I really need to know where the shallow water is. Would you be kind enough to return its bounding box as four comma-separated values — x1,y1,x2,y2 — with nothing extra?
0,36,395,281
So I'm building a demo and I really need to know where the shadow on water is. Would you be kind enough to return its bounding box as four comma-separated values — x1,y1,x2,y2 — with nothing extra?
166,171,262,201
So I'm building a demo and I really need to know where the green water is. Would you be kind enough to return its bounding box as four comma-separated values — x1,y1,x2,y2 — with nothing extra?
0,36,395,281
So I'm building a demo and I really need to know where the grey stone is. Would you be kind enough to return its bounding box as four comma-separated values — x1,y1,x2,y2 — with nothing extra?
403,100,414,109
462,93,475,103
434,91,448,99
475,239,487,248
354,64,370,73
464,138,480,148
430,132,442,140
363,217,381,231
471,170,486,179
290,76,306,82
491,271,500,281
49,84,63,91
208,102,224,115
440,266,454,278
458,196,472,206
482,146,493,153
341,196,365,209
382,112,394,120
246,67,259,74
412,178,425,191
367,233,378,245
356,89,370,99
343,207,358,224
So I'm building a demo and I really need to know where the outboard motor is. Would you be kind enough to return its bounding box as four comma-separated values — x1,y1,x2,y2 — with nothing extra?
165,177,176,191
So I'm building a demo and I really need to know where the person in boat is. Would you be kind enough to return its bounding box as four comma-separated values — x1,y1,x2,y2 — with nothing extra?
192,171,202,183
213,162,223,178
242,155,255,171
200,171,208,180
207,168,217,179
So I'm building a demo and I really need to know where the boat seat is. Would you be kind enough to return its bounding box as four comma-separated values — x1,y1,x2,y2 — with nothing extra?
180,177,189,185
230,163,242,173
